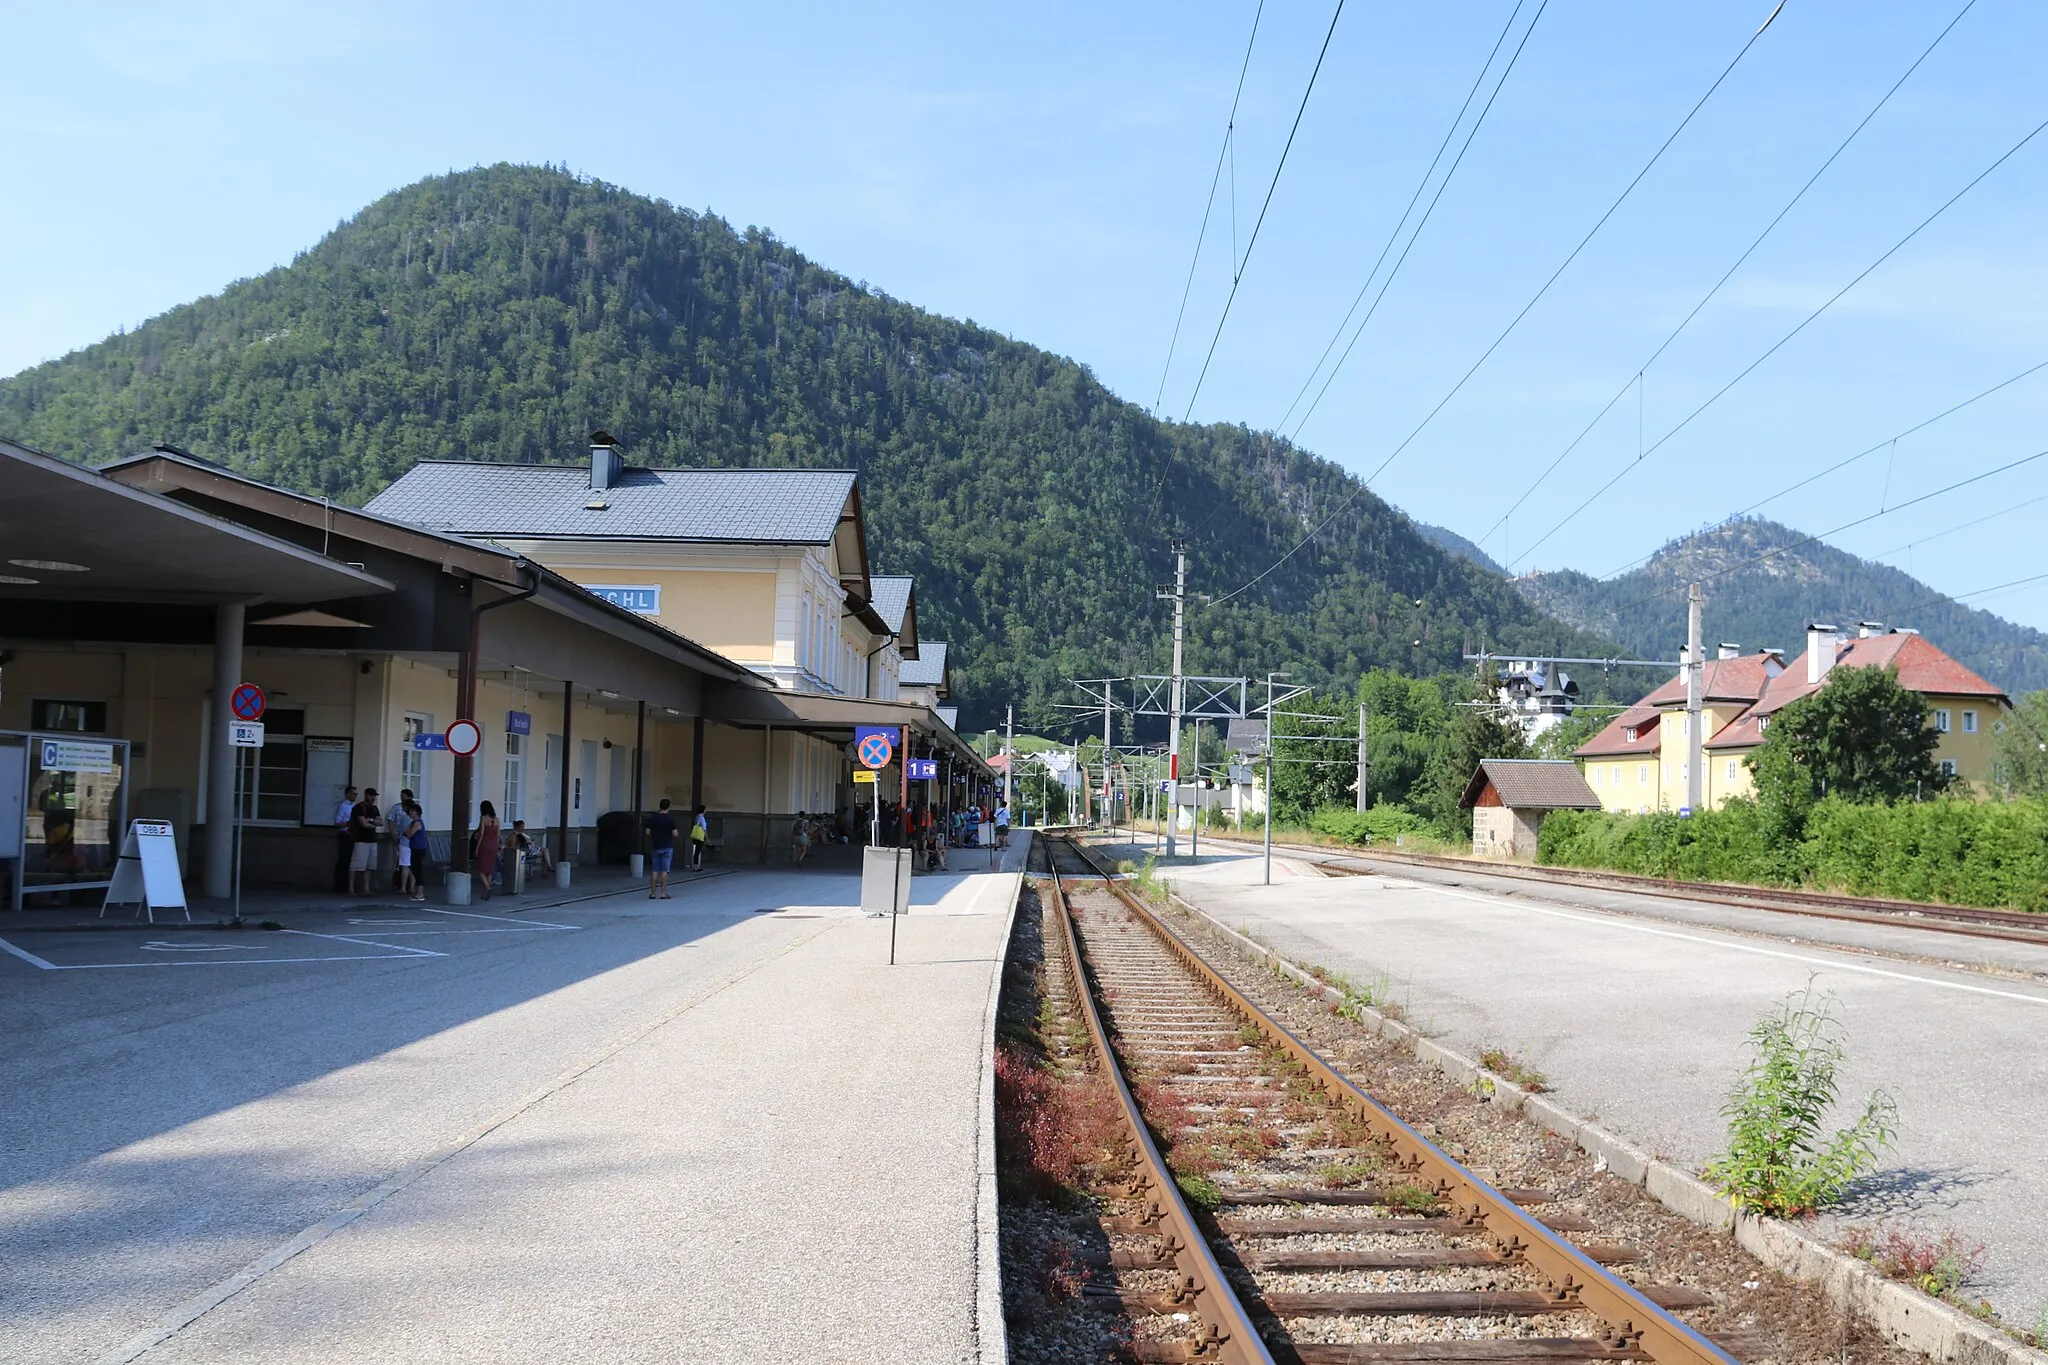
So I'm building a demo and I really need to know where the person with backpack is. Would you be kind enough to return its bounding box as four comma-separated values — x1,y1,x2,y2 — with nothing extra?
689,805,708,871
403,801,429,901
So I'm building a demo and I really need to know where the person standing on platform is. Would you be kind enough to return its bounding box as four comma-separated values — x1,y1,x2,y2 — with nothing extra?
348,788,382,896
332,785,358,893
472,800,501,902
404,801,429,901
392,801,422,900
995,799,1011,851
689,805,708,871
647,798,678,897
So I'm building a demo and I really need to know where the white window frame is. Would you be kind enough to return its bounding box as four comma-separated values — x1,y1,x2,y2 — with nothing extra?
1935,708,1951,733
1940,758,1958,777
1962,709,1978,734
1726,758,1739,779
402,712,432,812
504,731,525,824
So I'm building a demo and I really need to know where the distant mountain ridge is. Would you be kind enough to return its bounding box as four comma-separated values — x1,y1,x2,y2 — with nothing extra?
1413,521,1504,576
0,163,1619,729
1517,517,2048,694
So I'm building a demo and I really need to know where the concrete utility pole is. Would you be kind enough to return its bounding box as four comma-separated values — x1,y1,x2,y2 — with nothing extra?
1355,701,1370,812
1003,704,1014,815
1686,581,1704,814
1102,690,1114,834
1161,543,1187,857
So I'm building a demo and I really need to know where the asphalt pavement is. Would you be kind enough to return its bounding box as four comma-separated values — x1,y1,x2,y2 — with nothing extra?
0,844,1025,1364
1103,837,2048,1324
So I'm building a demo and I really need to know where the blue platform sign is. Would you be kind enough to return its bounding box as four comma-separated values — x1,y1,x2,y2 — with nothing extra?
506,710,532,736
907,758,938,780
854,726,895,770
413,733,449,751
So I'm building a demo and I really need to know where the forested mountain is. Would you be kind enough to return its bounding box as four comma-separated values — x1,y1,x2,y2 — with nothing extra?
0,163,1617,729
1518,517,2048,694
1413,521,1505,576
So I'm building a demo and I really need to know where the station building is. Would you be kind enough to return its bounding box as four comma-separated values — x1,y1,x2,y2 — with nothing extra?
0,437,988,908
1576,624,2011,813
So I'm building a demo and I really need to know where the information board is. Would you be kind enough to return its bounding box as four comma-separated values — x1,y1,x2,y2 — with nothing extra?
102,819,188,922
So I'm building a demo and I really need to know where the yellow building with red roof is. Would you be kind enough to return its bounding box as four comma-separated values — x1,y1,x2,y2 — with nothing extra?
1576,624,2010,813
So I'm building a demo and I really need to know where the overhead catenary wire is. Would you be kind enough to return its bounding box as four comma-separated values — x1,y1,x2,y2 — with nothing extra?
1482,0,1980,560
1153,1,1267,416
1273,1,1535,436
1510,109,2048,569
1176,0,1347,423
1207,3,1786,611
1599,355,2048,579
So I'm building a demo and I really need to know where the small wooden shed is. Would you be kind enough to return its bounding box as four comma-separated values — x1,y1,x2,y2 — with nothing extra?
1459,759,1602,859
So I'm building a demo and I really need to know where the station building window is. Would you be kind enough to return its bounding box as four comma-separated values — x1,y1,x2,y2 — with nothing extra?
31,699,107,733
1962,709,1978,733
504,732,525,824
234,708,307,825
401,713,431,808
1935,708,1951,732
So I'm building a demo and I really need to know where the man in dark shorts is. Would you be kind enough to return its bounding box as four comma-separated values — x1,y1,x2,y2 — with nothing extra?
646,798,678,899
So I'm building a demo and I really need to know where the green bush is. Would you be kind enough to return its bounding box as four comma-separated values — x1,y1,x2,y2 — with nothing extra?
1308,805,1429,845
1538,797,2048,912
1705,989,1896,1217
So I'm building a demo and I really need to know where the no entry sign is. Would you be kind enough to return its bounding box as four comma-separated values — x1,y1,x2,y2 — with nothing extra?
230,683,266,721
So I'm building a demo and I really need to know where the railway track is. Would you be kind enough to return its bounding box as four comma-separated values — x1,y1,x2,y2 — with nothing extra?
1145,828,2048,949
1040,835,1744,1365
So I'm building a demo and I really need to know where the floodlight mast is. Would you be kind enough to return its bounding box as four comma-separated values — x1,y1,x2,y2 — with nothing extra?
1263,671,1289,886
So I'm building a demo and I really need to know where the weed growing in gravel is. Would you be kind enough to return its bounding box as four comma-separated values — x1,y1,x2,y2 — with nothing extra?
1382,1180,1440,1214
1176,1172,1223,1212
1317,1156,1382,1188
1841,1225,1984,1300
1705,987,1897,1217
1476,1046,1550,1093
994,1042,1128,1199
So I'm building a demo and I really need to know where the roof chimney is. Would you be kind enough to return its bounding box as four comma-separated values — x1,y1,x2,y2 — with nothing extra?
1717,642,1740,660
1857,620,1886,638
588,431,624,492
1806,623,1838,684
1761,649,1785,677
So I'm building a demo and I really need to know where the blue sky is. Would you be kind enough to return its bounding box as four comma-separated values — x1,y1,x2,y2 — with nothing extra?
5,1,2046,632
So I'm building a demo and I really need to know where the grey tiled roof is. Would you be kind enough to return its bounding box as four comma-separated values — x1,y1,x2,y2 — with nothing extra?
900,640,949,687
1462,759,1602,811
364,461,858,543
869,576,913,634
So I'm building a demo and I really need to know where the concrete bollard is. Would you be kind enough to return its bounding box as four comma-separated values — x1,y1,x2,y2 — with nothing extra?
629,853,644,878
445,873,471,906
555,863,572,889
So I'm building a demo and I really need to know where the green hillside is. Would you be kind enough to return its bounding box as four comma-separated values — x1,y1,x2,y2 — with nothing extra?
0,163,1617,729
1517,517,2048,694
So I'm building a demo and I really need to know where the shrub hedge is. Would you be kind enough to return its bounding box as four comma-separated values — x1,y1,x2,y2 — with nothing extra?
1308,805,1430,845
1537,798,2048,913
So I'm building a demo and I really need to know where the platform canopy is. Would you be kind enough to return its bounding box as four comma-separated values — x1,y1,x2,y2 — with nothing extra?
0,439,392,605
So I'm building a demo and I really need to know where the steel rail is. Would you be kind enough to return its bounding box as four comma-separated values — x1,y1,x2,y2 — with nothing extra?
1182,828,2048,946
1044,852,1277,1364
1063,837,1740,1365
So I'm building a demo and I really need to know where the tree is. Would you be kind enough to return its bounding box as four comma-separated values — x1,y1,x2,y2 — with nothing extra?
1533,708,1606,761
1417,677,1530,835
1746,664,1948,835
1993,690,2048,798
1269,688,1356,823
1358,668,1454,809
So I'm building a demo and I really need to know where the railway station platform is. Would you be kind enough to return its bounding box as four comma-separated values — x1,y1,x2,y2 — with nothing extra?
0,835,1031,1365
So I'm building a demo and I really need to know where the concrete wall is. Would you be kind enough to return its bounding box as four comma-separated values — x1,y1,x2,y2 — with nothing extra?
1471,806,1541,859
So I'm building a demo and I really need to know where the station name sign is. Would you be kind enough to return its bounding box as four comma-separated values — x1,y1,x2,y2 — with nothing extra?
586,584,661,615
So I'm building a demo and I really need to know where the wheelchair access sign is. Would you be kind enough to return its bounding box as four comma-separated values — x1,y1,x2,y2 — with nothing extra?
854,726,895,770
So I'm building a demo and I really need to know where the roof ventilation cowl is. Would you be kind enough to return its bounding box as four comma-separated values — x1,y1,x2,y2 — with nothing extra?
588,431,624,492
